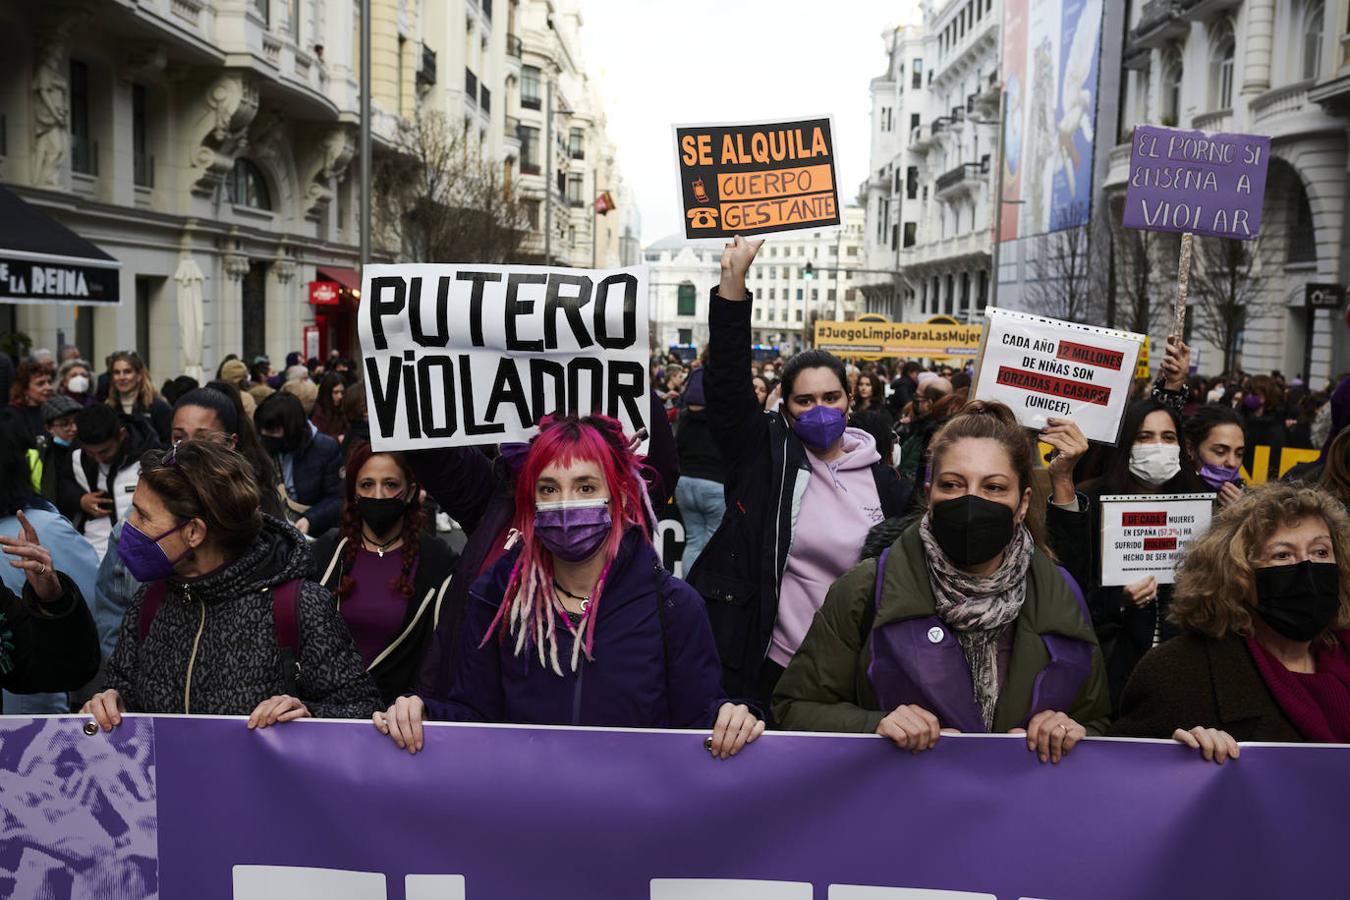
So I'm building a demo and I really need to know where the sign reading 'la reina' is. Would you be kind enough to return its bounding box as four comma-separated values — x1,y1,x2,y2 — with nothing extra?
1122,125,1271,240
674,116,841,241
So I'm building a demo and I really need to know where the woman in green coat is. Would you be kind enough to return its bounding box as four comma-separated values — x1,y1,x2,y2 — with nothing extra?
774,401,1110,764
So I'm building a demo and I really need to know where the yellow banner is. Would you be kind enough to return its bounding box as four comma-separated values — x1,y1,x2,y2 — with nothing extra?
813,320,983,359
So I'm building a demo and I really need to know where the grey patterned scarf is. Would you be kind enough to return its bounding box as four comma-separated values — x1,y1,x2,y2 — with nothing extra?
919,513,1034,730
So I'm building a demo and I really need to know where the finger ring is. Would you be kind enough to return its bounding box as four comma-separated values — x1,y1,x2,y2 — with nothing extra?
36,564,46,576
1056,723,1068,733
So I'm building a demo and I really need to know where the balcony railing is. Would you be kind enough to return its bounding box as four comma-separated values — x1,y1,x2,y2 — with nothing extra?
936,164,970,192
521,92,541,111
465,68,478,105
418,45,437,87
507,34,523,58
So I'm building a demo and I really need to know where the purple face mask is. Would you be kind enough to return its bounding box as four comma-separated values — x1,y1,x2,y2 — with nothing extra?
1243,393,1263,411
118,520,191,583
534,499,612,562
1199,462,1241,491
790,404,847,452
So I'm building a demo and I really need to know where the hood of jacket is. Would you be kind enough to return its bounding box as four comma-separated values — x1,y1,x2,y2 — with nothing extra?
176,514,313,604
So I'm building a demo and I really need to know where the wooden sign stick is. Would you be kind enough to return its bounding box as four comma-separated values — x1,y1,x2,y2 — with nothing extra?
1173,232,1193,342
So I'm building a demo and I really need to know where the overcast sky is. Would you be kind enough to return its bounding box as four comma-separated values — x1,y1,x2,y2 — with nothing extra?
578,0,923,246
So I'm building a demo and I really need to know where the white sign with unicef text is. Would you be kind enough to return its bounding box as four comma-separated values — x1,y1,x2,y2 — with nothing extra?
1099,494,1217,587
358,263,651,451
971,307,1145,444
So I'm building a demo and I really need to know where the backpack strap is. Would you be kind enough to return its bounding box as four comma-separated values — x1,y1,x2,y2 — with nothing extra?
858,546,890,646
271,579,303,696
137,581,169,644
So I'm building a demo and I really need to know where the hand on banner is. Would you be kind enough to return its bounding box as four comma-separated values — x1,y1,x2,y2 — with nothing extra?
1159,335,1191,391
1040,417,1088,505
374,695,426,754
1173,726,1240,765
707,702,765,760
1216,481,1244,508
81,688,125,732
1123,575,1159,608
875,704,942,753
0,510,63,603
247,695,311,729
717,235,764,302
1013,710,1086,764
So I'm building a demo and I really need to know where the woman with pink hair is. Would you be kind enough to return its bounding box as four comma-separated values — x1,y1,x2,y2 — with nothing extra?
375,414,763,758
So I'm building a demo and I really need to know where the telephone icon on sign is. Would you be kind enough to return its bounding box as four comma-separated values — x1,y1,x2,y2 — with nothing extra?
692,178,710,204
687,208,718,229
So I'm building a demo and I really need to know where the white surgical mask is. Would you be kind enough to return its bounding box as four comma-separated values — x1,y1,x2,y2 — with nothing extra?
1129,443,1181,487
66,375,89,395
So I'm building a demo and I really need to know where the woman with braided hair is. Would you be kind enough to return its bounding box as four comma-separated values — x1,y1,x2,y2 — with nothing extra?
312,442,456,705
374,414,764,759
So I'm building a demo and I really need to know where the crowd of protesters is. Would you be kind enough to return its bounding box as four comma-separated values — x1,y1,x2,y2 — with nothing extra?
0,239,1346,767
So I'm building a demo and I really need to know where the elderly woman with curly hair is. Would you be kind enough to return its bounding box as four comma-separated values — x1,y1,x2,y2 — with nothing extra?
1111,482,1350,762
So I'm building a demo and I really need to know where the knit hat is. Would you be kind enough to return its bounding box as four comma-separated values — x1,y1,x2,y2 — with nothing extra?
42,394,82,423
220,358,249,385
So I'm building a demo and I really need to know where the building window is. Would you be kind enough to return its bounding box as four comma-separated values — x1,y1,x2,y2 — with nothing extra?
252,0,269,25
1304,1,1325,80
132,84,151,187
907,166,919,199
1209,19,1235,110
796,309,804,322
70,60,93,175
288,0,300,38
1288,179,1317,263
228,159,272,210
566,172,584,206
1161,49,1183,125
912,58,923,89
521,65,541,109
678,328,692,344
769,288,777,300
847,245,859,256
569,128,584,159
677,282,696,316
796,288,803,300
519,125,540,174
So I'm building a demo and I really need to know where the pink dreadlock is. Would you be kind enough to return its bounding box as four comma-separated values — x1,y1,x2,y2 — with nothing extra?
482,414,657,675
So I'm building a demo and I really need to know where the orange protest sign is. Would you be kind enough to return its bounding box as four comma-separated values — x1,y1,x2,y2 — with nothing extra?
674,117,841,240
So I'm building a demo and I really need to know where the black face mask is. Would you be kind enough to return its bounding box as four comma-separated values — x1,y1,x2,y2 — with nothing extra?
930,494,1016,568
262,435,288,456
358,496,407,538
1254,561,1341,642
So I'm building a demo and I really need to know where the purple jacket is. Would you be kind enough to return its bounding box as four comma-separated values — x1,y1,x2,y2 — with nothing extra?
411,389,680,701
424,529,725,728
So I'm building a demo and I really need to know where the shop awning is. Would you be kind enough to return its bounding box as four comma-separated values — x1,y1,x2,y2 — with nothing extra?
0,185,120,305
316,266,360,294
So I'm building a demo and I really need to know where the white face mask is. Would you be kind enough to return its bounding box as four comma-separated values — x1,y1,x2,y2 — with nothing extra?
66,375,89,395
1129,443,1181,487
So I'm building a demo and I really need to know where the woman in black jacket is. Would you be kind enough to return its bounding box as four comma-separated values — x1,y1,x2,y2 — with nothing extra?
312,442,456,705
81,440,380,731
105,351,172,445
255,392,343,536
689,237,915,716
1047,398,1207,709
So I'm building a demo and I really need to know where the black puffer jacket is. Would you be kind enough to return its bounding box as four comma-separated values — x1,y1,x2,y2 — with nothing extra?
104,516,381,718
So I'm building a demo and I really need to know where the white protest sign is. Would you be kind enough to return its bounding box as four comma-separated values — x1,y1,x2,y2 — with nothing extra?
1099,493,1216,587
972,307,1145,444
358,263,651,450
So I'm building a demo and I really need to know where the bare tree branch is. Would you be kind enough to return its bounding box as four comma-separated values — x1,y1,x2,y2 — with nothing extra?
373,111,528,264
1187,234,1282,375
1023,208,1108,324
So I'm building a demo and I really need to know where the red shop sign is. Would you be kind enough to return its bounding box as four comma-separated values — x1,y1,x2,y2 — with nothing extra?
309,280,340,306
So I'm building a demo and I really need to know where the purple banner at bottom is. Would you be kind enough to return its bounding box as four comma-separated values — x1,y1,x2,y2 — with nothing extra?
1,716,1348,899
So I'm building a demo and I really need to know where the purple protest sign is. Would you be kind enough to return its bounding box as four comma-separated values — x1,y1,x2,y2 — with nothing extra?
3,715,1349,900
1122,124,1271,240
